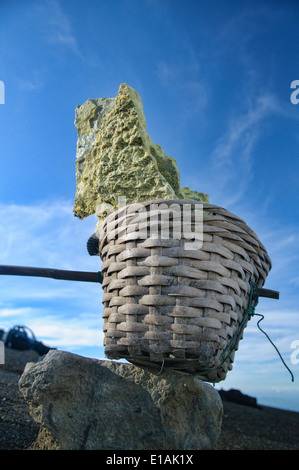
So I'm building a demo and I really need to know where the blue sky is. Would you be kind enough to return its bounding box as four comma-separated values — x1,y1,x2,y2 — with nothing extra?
1,0,299,412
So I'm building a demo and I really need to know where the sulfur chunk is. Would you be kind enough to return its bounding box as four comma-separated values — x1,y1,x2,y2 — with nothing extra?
73,83,209,227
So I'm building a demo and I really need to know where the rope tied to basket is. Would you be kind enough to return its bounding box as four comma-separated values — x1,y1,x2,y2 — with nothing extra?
246,281,294,382
200,280,294,383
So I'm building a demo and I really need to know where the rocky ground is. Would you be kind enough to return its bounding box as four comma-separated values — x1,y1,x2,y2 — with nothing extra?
216,401,299,450
0,348,299,451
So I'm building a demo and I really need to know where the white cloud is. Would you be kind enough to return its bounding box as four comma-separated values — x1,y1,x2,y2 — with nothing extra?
18,79,43,92
28,313,104,348
0,307,35,317
210,93,281,207
0,199,103,351
0,199,98,269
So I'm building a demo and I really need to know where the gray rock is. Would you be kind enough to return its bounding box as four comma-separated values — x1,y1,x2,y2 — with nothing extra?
19,350,223,450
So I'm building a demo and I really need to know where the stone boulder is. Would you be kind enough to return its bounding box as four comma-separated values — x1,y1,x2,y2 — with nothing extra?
19,350,223,450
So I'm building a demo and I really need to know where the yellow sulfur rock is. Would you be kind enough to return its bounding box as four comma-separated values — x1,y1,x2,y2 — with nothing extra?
180,187,210,204
73,83,209,227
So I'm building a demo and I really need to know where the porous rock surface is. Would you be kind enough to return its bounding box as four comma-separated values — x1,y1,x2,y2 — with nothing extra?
19,349,223,450
73,83,209,228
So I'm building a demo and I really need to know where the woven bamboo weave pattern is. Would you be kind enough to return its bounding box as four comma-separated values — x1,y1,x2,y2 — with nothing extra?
97,199,271,382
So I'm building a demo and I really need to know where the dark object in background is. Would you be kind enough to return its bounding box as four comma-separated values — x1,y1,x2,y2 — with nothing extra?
219,388,261,409
86,233,99,256
2,325,55,356
0,329,4,341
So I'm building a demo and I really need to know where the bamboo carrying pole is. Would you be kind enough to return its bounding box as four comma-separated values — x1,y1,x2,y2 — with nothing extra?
0,265,102,284
0,264,278,299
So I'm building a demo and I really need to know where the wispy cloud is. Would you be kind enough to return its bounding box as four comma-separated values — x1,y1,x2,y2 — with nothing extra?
0,199,97,268
0,200,102,352
42,0,81,57
156,60,208,116
18,79,44,92
0,308,103,350
28,312,104,348
0,307,35,318
209,93,281,207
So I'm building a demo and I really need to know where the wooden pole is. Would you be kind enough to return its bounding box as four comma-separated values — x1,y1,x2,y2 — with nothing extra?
0,265,278,298
0,265,101,283
257,288,279,300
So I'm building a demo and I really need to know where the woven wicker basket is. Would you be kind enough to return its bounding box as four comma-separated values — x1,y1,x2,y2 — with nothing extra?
97,199,271,382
